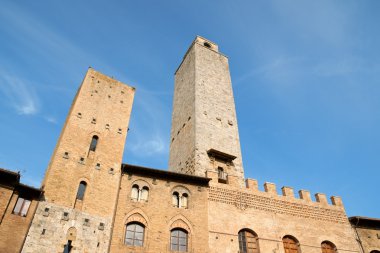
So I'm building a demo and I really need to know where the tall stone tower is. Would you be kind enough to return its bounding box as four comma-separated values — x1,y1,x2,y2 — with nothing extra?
169,36,245,187
22,68,135,253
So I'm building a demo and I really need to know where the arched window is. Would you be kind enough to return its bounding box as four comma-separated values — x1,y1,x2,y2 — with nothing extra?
171,228,188,252
370,251,380,253
283,235,300,253
321,241,337,253
76,181,87,200
238,229,259,253
181,193,188,208
141,186,149,201
172,192,180,207
125,222,145,246
89,135,99,152
131,185,139,200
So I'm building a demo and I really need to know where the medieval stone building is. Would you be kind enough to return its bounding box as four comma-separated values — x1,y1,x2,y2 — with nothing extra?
0,36,378,253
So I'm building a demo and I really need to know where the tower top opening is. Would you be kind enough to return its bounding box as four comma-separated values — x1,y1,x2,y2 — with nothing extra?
194,36,219,52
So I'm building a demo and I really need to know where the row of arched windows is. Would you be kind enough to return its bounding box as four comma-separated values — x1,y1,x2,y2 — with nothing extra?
238,229,338,253
130,183,189,209
125,222,188,252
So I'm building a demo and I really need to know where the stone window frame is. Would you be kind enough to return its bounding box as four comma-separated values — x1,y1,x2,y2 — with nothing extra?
74,179,89,210
217,166,228,184
123,212,149,249
171,186,190,209
170,228,188,252
168,217,193,252
89,135,99,152
125,222,145,247
130,180,150,202
76,181,87,201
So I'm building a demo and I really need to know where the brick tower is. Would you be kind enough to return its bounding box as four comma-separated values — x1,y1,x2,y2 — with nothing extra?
22,68,135,252
169,36,245,187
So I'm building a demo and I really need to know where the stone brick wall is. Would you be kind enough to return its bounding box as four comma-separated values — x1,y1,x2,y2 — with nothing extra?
0,191,38,253
170,36,245,188
42,68,134,217
22,201,111,253
110,169,210,253
22,68,135,252
0,185,13,223
207,178,360,253
193,38,244,186
353,227,380,252
169,42,197,175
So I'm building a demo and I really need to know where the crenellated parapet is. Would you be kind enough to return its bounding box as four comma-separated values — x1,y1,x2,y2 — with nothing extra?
207,173,348,224
245,178,344,208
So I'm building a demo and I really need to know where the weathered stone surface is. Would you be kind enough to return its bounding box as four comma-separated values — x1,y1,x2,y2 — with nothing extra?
22,68,135,252
169,36,245,188
22,202,111,253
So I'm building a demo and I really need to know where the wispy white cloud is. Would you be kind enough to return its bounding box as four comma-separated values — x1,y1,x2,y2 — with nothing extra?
0,70,40,115
129,134,166,157
236,56,305,85
126,88,171,158
44,116,58,124
312,57,380,77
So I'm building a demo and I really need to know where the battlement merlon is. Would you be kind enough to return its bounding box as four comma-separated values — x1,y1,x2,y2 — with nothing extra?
245,178,345,209
206,172,345,209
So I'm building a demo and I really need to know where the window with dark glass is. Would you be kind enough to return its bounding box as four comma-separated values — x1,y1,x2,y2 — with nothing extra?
238,229,259,253
171,228,188,252
125,222,144,246
76,181,87,200
13,197,31,217
89,135,99,152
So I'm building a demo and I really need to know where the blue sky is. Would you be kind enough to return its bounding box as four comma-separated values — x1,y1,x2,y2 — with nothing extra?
0,1,379,217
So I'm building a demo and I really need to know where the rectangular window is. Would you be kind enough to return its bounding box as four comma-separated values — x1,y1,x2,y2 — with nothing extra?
13,197,31,217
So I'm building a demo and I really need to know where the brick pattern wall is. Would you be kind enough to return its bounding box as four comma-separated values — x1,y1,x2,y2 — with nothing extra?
207,183,360,253
355,227,380,253
209,186,347,223
42,68,134,217
110,173,210,253
0,192,38,253
0,186,13,223
22,69,135,252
